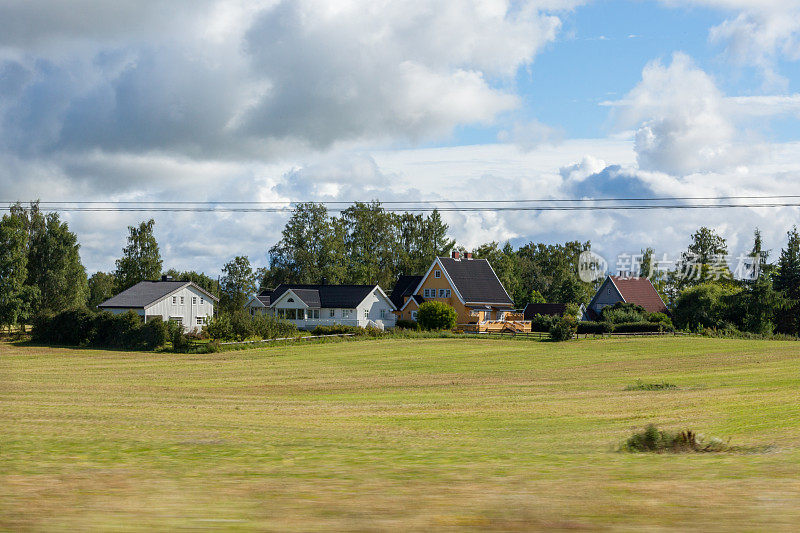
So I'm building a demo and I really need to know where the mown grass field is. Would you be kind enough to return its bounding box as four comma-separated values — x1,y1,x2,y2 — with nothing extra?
2,336,800,531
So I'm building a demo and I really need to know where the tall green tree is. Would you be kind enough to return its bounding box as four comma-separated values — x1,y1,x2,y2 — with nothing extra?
0,214,30,331
515,241,594,305
774,227,800,334
114,219,162,292
677,226,731,286
266,203,346,287
87,272,116,309
340,201,399,288
25,211,88,314
220,256,256,313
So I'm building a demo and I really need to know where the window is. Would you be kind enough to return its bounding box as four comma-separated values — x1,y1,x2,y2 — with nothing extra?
287,297,295,302
200,297,204,305
434,270,441,278
364,309,369,318
297,309,305,320
343,309,352,318
309,309,319,319
196,316,206,325
329,309,335,318
411,310,418,320
192,297,197,305
180,296,184,304
172,296,177,304
438,289,451,298
380,309,386,319
169,316,183,325
607,288,611,295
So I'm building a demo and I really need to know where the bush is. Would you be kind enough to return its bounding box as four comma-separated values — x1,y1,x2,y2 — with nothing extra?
549,317,577,341
613,322,672,333
648,312,673,329
171,326,189,352
229,310,255,341
416,301,458,331
601,302,648,324
530,313,559,332
312,324,364,336
32,309,170,350
576,321,612,334
624,380,678,391
204,314,233,340
621,424,729,453
395,319,419,330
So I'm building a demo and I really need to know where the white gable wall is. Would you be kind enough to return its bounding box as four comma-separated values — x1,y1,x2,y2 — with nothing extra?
143,285,215,332
356,287,396,329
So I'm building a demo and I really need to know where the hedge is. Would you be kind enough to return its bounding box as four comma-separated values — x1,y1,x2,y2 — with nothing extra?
575,321,673,334
576,321,613,334
32,309,170,350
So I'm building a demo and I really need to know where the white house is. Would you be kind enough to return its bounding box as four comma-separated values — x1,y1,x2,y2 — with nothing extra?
98,277,218,332
245,284,396,330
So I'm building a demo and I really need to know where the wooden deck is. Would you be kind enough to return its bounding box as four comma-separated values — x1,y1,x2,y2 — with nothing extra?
457,320,533,333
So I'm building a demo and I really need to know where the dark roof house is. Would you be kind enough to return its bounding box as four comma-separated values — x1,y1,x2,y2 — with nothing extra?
389,275,423,308
432,256,514,307
253,284,393,310
584,275,667,320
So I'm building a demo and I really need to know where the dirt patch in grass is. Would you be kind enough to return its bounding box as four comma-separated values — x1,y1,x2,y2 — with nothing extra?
624,380,678,391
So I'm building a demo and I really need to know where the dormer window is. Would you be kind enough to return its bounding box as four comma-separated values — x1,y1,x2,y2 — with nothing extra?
434,270,441,278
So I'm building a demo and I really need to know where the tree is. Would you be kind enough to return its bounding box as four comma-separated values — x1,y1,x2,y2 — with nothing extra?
162,268,219,297
749,228,770,279
25,211,88,314
515,241,595,305
266,203,346,287
774,227,800,334
672,283,740,331
340,201,399,287
88,272,116,309
114,219,162,293
733,273,788,335
219,256,256,313
416,301,458,330
0,215,29,332
676,227,731,286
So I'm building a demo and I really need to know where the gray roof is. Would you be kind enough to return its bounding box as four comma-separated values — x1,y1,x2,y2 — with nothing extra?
389,275,423,308
265,284,387,309
99,281,194,309
438,257,514,306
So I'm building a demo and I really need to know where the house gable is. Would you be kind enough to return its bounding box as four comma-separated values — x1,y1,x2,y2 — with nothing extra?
412,258,465,304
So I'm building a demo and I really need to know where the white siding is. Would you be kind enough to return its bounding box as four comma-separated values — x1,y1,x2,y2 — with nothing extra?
356,288,396,329
143,285,215,332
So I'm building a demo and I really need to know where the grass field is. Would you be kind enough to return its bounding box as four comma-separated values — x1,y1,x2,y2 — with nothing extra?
2,337,800,531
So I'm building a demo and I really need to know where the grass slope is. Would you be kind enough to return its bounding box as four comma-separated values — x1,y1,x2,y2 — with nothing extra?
2,337,800,531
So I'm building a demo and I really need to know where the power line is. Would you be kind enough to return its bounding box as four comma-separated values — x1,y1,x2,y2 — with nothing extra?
3,202,800,213
4,194,800,205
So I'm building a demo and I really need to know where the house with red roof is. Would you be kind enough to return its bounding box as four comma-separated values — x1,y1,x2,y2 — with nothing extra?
583,275,668,321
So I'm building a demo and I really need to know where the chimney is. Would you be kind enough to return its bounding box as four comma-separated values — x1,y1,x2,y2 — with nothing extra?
452,250,461,260
161,274,173,282
466,253,473,260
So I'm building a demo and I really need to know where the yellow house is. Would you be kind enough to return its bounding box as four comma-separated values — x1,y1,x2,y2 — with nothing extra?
389,252,515,325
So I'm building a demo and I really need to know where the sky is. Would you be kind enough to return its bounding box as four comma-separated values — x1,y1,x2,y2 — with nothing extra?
2,0,800,277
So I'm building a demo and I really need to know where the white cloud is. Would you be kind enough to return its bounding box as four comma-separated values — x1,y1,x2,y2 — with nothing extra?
604,52,765,175
660,1,800,86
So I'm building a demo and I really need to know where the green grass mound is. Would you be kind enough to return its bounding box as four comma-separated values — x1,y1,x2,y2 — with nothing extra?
621,425,729,453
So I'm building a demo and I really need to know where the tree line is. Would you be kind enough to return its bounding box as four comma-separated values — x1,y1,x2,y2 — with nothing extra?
4,200,800,338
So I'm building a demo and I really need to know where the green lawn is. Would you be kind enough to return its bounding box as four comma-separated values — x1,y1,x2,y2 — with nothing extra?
2,337,800,531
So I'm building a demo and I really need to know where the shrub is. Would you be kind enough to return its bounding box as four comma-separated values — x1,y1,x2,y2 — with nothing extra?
549,316,577,341
601,302,648,324
621,424,729,453
417,301,458,331
648,312,674,329
613,322,672,333
32,309,170,350
229,310,255,341
576,321,612,334
204,314,233,340
170,327,189,352
530,313,559,332
395,319,419,330
312,324,363,336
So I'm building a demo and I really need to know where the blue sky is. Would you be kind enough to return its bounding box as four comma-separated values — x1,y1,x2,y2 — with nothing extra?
2,0,800,275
